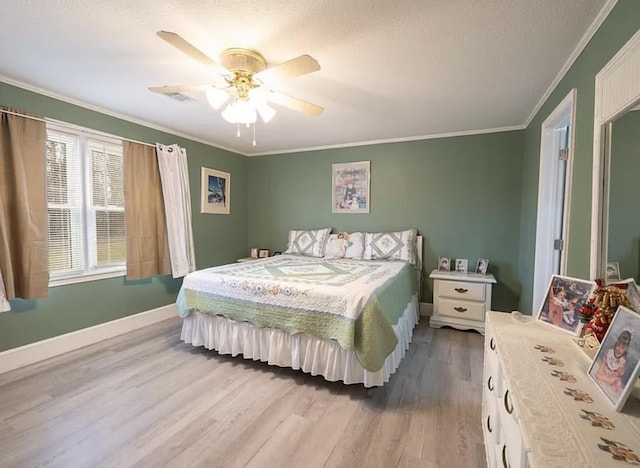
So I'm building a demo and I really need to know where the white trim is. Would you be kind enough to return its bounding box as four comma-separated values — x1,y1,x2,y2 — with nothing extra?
524,0,619,127
533,89,576,312
0,74,244,156
49,268,126,287
0,303,177,375
248,125,525,157
590,29,640,279
419,302,433,317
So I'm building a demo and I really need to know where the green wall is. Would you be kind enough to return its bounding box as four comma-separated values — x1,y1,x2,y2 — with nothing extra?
0,82,248,352
608,110,640,282
247,131,525,311
517,0,640,313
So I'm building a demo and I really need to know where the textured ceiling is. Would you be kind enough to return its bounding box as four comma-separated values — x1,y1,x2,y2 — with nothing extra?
0,0,609,156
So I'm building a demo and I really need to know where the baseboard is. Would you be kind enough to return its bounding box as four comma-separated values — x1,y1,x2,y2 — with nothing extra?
0,303,177,375
420,302,433,317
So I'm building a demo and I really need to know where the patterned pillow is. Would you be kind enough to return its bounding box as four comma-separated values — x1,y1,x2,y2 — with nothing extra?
284,228,331,257
344,232,365,259
363,229,417,264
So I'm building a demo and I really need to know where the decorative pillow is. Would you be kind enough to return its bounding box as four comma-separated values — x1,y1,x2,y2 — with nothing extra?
284,228,331,257
324,234,347,259
363,229,417,264
344,232,365,259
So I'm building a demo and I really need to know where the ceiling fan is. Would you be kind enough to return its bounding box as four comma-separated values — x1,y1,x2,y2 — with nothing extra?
149,31,323,132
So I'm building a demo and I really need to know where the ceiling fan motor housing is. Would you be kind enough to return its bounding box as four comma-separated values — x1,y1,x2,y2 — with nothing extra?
220,48,267,74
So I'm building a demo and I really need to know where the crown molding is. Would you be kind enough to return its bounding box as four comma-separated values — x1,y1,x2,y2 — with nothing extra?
524,0,619,127
0,74,249,156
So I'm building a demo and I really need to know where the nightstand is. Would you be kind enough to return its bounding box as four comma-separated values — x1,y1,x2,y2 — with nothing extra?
429,269,496,335
237,257,259,263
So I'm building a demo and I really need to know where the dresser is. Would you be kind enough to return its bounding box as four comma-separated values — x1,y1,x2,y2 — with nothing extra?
483,311,640,467
429,270,496,334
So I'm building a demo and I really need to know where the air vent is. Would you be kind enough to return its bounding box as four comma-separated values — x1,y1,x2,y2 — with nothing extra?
164,92,195,103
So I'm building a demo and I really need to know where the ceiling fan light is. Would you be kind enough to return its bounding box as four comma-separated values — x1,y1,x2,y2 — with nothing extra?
257,104,276,124
206,87,229,109
221,100,257,125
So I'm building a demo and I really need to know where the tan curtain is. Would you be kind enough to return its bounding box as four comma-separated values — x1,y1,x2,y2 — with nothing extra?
0,107,49,302
123,141,171,280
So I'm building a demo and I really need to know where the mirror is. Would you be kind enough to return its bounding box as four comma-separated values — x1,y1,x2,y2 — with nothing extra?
606,104,640,283
591,30,640,282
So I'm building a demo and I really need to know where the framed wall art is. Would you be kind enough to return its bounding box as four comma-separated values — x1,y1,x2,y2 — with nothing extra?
332,161,370,214
201,167,230,214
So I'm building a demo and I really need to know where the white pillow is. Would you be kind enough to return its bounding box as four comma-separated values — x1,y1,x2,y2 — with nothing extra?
284,228,331,257
363,229,417,264
344,232,365,259
324,234,347,259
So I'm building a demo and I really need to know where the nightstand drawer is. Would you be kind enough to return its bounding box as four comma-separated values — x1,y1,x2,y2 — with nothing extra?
438,280,486,302
437,298,485,321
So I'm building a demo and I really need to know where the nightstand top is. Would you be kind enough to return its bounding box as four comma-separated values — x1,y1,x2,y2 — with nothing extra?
429,269,496,283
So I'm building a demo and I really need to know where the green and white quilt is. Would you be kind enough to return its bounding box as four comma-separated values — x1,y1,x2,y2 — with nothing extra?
177,254,417,371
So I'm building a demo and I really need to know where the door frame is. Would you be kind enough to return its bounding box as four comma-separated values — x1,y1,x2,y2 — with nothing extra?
532,89,577,312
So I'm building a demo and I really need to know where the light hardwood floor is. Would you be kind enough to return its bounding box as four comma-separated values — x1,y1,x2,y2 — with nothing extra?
0,318,486,468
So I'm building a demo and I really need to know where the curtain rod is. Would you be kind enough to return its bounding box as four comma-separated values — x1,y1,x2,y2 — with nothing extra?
0,108,156,148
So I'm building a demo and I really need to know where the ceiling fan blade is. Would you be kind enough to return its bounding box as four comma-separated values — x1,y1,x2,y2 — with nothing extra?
256,55,320,81
267,90,323,116
157,31,218,67
148,85,213,94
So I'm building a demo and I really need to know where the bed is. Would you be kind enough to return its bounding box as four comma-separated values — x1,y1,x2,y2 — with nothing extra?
177,232,422,387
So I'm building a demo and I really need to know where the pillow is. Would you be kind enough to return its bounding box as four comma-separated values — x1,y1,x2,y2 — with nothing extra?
284,228,331,257
363,229,417,264
324,234,347,259
344,232,365,259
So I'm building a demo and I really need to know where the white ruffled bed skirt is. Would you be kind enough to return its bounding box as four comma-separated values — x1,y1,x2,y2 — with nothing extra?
180,295,419,387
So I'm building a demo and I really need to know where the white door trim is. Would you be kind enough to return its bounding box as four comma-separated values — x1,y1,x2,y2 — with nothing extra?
533,89,577,313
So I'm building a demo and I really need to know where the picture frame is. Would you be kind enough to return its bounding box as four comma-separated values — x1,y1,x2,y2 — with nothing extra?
536,275,597,336
588,306,640,411
606,261,621,281
475,258,489,275
258,249,270,258
250,247,258,259
438,256,450,271
454,258,468,273
201,167,230,214
332,161,370,214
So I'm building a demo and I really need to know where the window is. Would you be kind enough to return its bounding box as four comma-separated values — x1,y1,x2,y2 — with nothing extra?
46,124,125,285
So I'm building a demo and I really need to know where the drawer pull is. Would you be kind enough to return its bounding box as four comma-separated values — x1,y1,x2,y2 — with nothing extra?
504,389,514,415
487,415,493,433
454,307,467,312
487,375,494,392
490,337,496,350
454,287,468,293
502,445,509,468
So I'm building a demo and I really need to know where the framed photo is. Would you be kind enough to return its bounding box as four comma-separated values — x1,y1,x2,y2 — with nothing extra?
438,256,450,271
475,258,489,275
609,278,640,312
454,258,468,273
606,262,621,281
250,247,258,259
588,306,640,411
258,249,270,258
332,161,370,213
201,167,230,214
536,275,597,336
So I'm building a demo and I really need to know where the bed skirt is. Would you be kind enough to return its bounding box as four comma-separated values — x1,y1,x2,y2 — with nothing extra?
180,295,419,387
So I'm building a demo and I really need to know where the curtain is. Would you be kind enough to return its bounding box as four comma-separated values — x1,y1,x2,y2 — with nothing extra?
0,107,48,307
156,143,196,278
123,141,171,280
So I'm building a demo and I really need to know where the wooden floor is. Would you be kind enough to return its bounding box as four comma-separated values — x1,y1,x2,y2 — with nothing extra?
0,318,486,468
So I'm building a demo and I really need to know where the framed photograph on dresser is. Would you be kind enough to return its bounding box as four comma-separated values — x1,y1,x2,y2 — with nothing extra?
536,275,596,336
588,306,640,411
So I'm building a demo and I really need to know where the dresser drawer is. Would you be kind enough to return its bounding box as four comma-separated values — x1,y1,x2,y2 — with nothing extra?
438,280,486,302
437,298,485,321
